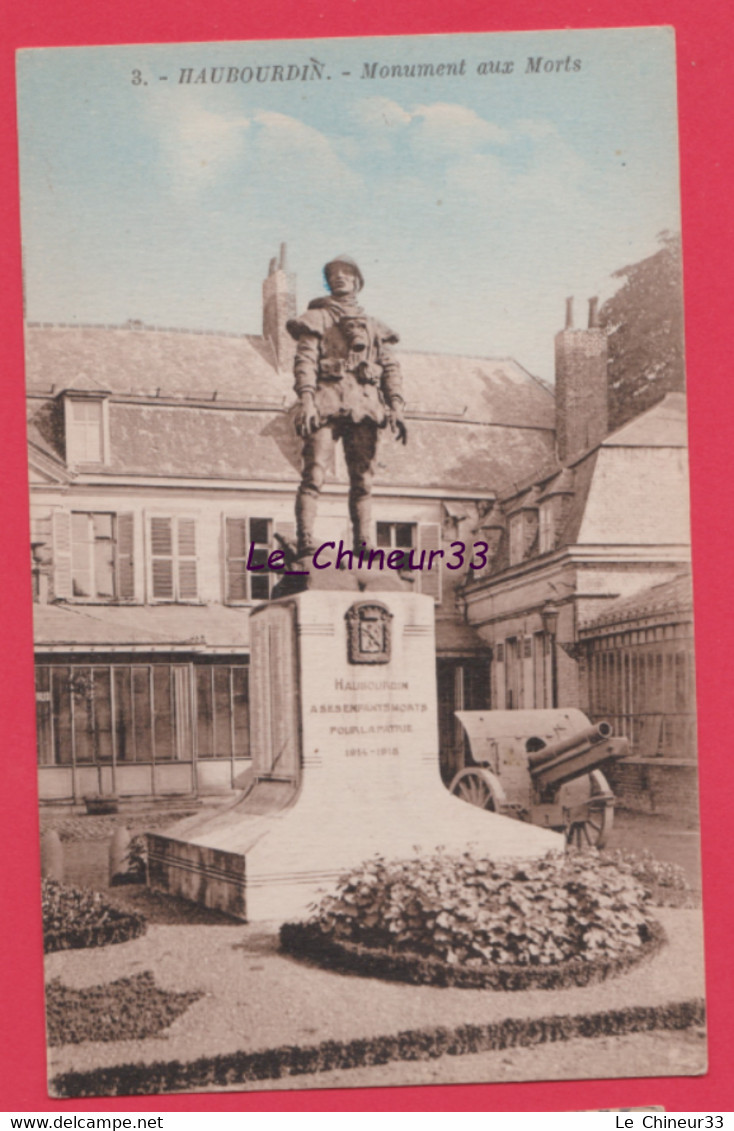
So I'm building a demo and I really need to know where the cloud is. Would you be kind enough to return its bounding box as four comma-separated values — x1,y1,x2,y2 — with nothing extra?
351,100,588,215
250,110,359,190
352,96,413,131
352,97,508,160
145,90,251,190
144,95,359,201
410,103,509,155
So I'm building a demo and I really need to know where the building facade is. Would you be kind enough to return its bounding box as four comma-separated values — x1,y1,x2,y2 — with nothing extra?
27,259,694,806
461,299,694,800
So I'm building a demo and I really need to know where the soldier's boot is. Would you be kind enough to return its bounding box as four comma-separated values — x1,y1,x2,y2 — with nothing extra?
295,489,319,559
350,494,375,557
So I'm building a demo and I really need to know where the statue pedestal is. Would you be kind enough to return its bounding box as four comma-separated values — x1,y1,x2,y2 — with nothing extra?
148,591,562,922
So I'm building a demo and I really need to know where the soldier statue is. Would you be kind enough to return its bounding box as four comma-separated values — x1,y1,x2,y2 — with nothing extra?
286,255,407,558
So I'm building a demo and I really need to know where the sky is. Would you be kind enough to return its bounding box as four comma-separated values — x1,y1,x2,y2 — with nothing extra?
16,27,681,381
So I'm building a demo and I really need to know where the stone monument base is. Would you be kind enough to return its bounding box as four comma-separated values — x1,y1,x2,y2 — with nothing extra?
147,590,562,922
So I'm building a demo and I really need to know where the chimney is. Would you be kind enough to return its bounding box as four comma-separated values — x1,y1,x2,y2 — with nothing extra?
262,242,297,371
554,296,608,464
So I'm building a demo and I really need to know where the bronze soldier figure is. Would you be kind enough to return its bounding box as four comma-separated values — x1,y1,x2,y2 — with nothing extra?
287,255,407,557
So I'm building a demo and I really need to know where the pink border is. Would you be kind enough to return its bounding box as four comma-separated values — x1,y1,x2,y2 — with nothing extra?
2,0,732,1112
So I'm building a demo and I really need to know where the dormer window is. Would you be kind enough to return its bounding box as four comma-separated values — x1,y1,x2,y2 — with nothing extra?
508,489,540,565
63,393,109,466
537,470,574,556
509,515,525,565
539,501,554,553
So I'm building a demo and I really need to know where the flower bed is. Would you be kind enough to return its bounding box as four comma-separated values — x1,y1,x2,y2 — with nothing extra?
280,851,665,989
42,880,147,953
46,972,202,1046
597,847,696,908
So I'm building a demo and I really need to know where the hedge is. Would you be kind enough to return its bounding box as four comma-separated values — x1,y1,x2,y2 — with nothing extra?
50,998,705,1097
279,917,666,991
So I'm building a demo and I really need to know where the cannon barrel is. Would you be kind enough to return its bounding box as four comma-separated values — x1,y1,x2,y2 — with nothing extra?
527,721,613,770
532,733,628,791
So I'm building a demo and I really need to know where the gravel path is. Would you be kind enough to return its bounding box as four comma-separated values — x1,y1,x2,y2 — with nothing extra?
40,810,200,842
46,907,705,1087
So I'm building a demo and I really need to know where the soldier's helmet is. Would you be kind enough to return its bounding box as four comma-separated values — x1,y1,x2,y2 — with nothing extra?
323,255,364,292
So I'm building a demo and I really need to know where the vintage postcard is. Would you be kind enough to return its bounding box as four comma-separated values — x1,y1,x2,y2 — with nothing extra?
17,27,705,1099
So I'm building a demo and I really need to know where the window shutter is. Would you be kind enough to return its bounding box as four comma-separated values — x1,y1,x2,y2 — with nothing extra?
177,518,198,600
225,517,248,602
116,513,135,600
150,517,174,599
51,510,73,600
418,523,442,602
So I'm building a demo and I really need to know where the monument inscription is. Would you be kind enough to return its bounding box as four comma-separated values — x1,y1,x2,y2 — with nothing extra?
309,673,428,759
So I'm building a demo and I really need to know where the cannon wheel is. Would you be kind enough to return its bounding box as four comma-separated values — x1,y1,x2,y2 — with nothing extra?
449,766,507,812
563,769,614,849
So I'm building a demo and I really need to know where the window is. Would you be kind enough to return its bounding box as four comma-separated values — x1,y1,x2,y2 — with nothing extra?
149,516,198,601
52,511,134,601
376,522,416,570
505,637,521,708
195,664,250,758
533,631,548,707
372,521,442,601
36,661,250,766
225,517,278,602
70,512,134,599
73,513,113,597
65,397,107,464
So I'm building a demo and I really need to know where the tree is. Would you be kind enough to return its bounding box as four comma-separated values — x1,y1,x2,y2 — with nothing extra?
599,231,685,431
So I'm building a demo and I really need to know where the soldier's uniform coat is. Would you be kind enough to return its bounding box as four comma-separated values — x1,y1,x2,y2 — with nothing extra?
287,295,404,425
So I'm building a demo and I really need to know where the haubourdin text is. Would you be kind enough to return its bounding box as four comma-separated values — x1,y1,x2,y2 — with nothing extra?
131,56,583,86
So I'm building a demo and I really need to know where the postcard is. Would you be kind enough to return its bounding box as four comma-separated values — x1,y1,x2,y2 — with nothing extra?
16,26,705,1099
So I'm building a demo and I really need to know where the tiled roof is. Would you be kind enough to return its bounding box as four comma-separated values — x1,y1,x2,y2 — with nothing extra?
34,602,492,655
24,323,556,494
579,571,693,633
39,401,553,492
602,393,688,448
24,324,287,402
435,616,490,654
399,351,554,427
24,323,554,427
486,392,691,569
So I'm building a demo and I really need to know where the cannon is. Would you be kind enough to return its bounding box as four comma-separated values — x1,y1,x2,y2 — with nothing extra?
449,708,629,847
